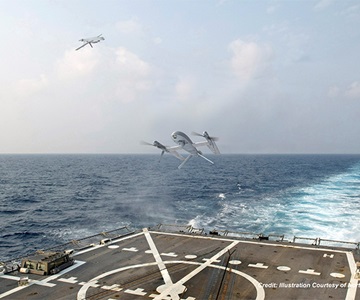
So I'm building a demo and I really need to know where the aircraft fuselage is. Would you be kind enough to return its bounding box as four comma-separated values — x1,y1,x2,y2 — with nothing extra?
80,38,104,43
171,131,199,156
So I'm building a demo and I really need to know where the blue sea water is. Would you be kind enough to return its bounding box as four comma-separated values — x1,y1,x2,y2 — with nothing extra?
1,154,360,261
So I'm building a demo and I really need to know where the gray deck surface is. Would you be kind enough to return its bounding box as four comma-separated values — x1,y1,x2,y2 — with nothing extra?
1,228,359,299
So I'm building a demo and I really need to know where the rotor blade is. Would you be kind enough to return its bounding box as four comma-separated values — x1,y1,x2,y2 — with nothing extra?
191,131,203,137
140,141,153,146
89,43,93,48
191,131,218,141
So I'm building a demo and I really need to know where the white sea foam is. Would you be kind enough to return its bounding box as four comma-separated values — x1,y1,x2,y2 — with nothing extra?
193,162,360,243
276,167,360,241
218,193,226,199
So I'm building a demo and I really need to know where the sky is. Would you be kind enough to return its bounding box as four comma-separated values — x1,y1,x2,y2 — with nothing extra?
1,0,360,154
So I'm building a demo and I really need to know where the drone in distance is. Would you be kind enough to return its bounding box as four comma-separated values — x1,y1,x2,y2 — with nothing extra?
75,34,104,51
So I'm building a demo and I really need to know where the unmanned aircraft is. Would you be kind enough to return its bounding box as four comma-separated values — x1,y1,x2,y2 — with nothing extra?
142,131,220,169
75,34,104,51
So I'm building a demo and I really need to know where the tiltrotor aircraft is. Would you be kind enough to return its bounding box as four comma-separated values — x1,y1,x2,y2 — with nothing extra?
142,131,220,169
75,34,104,51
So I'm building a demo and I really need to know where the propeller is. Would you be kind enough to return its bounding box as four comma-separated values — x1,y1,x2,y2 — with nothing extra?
140,141,154,146
141,140,168,151
192,131,220,155
192,131,219,141
141,140,168,162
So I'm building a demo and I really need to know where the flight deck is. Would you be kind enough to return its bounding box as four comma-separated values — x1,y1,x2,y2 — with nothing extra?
0,224,359,299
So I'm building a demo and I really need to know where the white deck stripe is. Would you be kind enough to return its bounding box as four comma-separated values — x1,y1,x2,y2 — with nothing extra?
345,252,358,300
143,228,174,286
143,228,180,300
0,274,21,281
153,240,239,300
298,269,321,276
0,285,28,299
248,263,268,269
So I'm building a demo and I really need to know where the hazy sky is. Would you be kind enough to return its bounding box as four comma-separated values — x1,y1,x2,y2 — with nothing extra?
1,0,360,154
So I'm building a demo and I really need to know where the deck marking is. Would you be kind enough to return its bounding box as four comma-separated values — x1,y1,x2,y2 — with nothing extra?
125,288,147,296
202,258,221,263
149,294,180,299
330,273,346,278
43,260,86,284
185,255,197,259
58,276,78,284
76,260,265,300
149,295,195,300
277,266,291,271
0,262,86,299
161,252,177,257
122,247,138,252
0,274,21,281
153,241,239,300
143,228,182,300
0,272,61,299
0,285,28,299
298,269,321,275
229,260,242,265
108,245,119,249
79,280,100,288
248,263,268,269
345,251,358,300
6,229,353,300
102,284,122,291
28,279,56,287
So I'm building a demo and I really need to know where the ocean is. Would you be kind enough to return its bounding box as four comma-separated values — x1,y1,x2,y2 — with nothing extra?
1,154,360,261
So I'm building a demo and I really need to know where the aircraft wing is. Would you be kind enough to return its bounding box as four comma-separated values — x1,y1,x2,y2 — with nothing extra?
193,141,220,155
75,42,88,51
193,141,209,148
166,147,185,161
166,145,183,151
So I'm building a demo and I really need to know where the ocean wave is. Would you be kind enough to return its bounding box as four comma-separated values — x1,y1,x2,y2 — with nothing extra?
1,154,360,260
